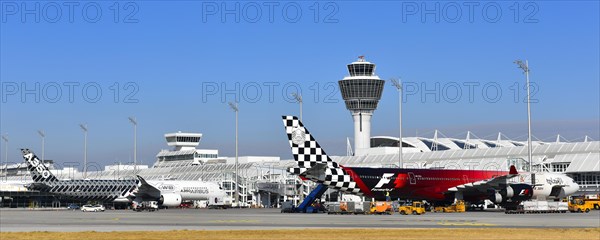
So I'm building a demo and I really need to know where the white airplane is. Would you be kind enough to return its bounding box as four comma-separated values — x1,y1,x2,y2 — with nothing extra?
20,149,228,209
507,172,580,201
134,176,228,208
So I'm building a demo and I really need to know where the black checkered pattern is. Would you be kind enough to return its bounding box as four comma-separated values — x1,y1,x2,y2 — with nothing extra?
282,116,361,195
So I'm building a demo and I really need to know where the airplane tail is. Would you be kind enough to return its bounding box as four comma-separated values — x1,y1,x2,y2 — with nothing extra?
282,116,339,175
21,149,58,182
282,116,361,195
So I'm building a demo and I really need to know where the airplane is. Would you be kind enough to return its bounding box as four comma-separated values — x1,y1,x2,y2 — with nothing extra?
132,174,228,209
20,149,227,208
281,116,580,208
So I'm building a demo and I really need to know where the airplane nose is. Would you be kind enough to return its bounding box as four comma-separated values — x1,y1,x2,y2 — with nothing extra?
565,181,579,195
570,182,580,194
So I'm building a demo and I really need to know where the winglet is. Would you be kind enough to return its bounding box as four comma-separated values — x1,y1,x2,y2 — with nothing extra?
509,165,518,175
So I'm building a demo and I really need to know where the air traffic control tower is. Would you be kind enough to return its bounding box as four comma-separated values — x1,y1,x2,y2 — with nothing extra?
339,56,385,154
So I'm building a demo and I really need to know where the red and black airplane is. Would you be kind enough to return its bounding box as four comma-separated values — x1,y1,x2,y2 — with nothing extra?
282,116,536,205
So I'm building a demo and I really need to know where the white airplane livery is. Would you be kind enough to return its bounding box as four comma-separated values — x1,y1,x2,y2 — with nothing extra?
20,149,227,208
501,172,580,201
134,176,227,207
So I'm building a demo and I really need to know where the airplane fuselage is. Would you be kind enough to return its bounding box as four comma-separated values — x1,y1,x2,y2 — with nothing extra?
339,167,507,203
28,179,138,202
148,180,224,201
318,166,578,203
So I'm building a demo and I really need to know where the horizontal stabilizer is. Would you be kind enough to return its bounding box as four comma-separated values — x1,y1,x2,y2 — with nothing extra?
509,165,518,175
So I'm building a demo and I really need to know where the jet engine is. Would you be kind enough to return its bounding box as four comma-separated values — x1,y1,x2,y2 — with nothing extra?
158,193,182,207
490,184,533,203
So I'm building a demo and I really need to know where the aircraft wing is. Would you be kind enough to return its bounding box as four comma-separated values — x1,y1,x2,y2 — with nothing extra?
24,182,53,191
134,175,161,200
447,166,520,193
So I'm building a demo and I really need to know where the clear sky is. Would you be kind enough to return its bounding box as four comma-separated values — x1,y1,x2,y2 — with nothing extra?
1,1,599,169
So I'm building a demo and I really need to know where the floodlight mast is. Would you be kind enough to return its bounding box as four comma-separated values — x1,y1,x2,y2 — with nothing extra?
228,102,239,208
79,124,88,178
515,59,533,176
37,130,45,163
391,78,403,169
128,117,138,171
291,92,303,122
1,135,7,180
291,92,305,204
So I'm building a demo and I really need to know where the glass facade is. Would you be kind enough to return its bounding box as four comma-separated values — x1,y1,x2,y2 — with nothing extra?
339,79,384,99
347,63,375,76
338,79,385,111
570,172,600,186
166,136,201,143
551,162,570,172
159,152,217,162
481,141,499,148
451,140,478,149
370,138,416,148
177,136,200,143
420,139,450,151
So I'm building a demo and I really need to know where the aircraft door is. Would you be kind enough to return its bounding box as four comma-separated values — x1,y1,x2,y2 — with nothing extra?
408,172,416,185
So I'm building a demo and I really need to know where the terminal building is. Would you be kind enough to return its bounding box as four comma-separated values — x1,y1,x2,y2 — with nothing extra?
1,57,599,208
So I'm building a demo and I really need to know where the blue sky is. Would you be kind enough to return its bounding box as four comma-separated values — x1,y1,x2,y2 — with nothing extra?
1,1,599,168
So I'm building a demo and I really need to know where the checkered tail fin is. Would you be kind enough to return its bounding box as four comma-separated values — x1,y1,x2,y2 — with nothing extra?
282,116,339,175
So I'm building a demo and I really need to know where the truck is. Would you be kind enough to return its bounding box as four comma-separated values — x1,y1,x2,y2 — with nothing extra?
369,201,393,215
133,201,159,212
398,201,426,215
327,201,370,215
568,196,595,213
584,194,600,210
434,200,466,213
505,200,568,214
569,195,600,212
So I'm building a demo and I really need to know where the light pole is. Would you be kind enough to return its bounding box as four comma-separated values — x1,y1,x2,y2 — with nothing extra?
515,60,533,174
391,78,403,169
37,130,45,162
79,124,88,179
128,117,137,171
228,102,239,208
291,92,303,121
2,135,7,180
291,92,305,203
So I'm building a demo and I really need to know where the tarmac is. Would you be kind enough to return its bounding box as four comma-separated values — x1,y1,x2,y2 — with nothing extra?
1,208,599,232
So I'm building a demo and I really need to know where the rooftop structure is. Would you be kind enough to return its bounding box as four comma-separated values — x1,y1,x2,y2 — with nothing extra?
165,132,203,150
154,132,223,167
